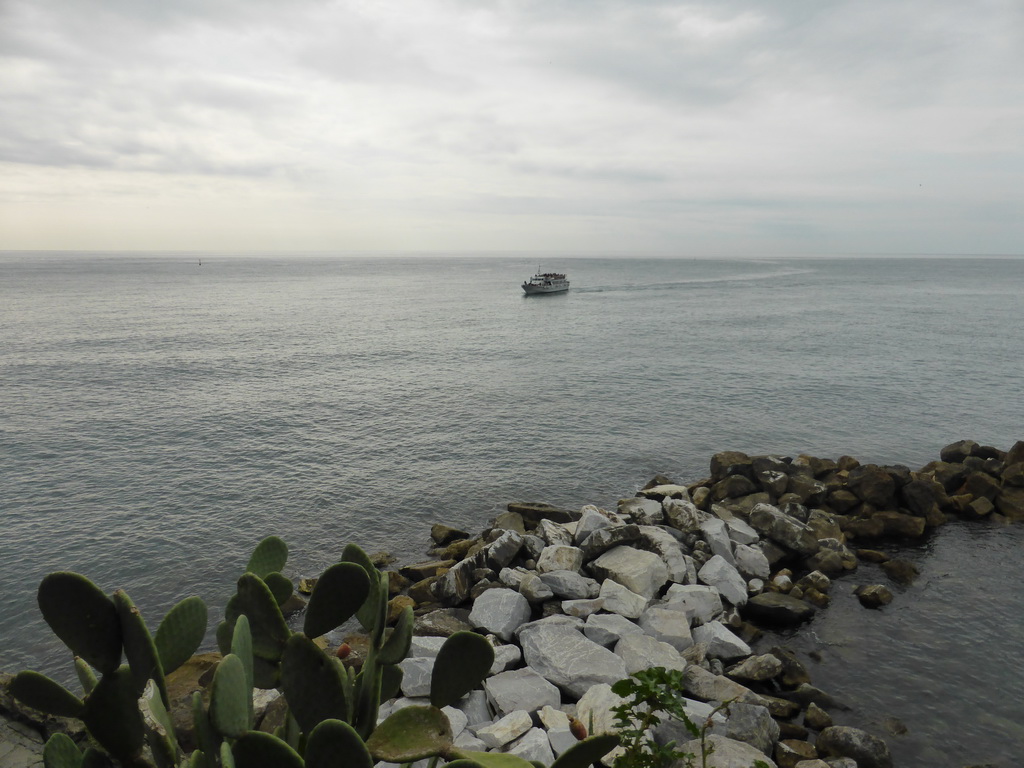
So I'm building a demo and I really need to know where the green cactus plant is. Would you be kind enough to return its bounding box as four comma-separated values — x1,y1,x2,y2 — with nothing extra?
14,535,621,768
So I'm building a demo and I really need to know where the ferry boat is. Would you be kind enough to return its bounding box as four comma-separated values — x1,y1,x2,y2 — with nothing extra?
522,270,569,295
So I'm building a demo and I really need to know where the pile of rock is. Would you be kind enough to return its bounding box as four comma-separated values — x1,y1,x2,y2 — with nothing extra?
372,440,1023,768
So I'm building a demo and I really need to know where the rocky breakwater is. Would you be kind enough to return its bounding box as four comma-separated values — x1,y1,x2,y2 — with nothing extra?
380,439,1023,768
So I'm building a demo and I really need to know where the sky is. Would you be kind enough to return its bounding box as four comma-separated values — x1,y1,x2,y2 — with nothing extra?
1,0,1022,256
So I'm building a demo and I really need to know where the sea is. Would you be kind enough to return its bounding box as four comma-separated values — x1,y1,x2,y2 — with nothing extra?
1,253,1022,765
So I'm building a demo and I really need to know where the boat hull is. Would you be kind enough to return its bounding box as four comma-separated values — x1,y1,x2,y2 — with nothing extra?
522,283,569,295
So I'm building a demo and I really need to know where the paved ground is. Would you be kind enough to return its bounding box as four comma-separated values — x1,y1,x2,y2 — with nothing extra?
0,718,44,768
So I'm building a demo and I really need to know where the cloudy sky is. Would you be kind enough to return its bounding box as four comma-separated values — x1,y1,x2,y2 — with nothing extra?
1,0,1022,255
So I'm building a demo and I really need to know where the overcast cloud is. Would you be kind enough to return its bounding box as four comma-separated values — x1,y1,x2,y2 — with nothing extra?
1,0,1022,254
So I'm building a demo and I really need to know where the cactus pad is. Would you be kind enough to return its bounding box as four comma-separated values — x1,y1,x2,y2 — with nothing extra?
280,634,350,732
377,605,413,665
113,590,166,703
37,572,122,674
263,572,293,606
41,733,83,768
80,665,145,762
449,751,537,768
10,671,84,718
154,596,207,675
232,732,303,768
233,574,290,662
365,705,453,763
305,719,372,768
550,734,620,768
210,653,250,738
245,536,288,579
430,631,494,708
302,562,370,638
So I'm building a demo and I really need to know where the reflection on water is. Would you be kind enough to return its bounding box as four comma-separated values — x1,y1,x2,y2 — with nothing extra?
754,521,1024,767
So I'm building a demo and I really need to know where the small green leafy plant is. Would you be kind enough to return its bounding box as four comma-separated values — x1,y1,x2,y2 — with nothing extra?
610,667,769,768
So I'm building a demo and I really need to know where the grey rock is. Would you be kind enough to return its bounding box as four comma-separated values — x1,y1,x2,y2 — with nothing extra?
574,506,615,545
469,587,531,641
724,702,779,755
515,614,584,640
638,525,693,583
584,612,646,647
499,567,529,589
443,706,469,739
726,653,782,682
700,518,736,565
581,524,643,560
520,625,628,699
663,583,724,624
489,642,523,674
519,572,556,603
506,727,555,764
486,530,525,571
598,577,650,619
691,621,751,660
682,665,761,705
638,605,694,651
537,545,585,574
614,633,687,674
453,731,489,751
748,503,820,555
663,498,706,532
540,569,600,599
538,518,574,546
697,555,749,607
454,689,493,727
590,545,669,599
618,497,664,525
562,598,604,618
724,516,760,545
522,534,547,560
681,734,779,768
398,657,434,697
409,635,448,658
575,683,627,736
733,544,770,580
484,668,561,715
476,709,533,748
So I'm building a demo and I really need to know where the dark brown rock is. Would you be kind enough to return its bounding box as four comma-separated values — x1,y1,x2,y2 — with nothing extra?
847,465,897,508
413,608,473,637
506,501,578,525
710,474,759,501
430,523,470,546
958,470,1002,501
872,510,926,537
940,439,980,463
855,584,893,608
817,725,893,768
768,646,811,687
400,560,456,582
881,558,919,585
855,549,889,563
775,738,818,768
995,486,1024,520
843,517,885,539
710,450,754,481
827,488,861,514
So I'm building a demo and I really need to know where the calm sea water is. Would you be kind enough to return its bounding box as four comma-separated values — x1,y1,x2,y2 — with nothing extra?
2,253,1022,763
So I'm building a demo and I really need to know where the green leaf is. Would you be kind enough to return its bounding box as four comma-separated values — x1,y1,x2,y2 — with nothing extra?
340,544,381,633
234,574,290,662
10,671,84,718
37,572,122,674
303,562,371,638
380,663,403,702
365,705,452,763
246,536,288,579
430,631,494,708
